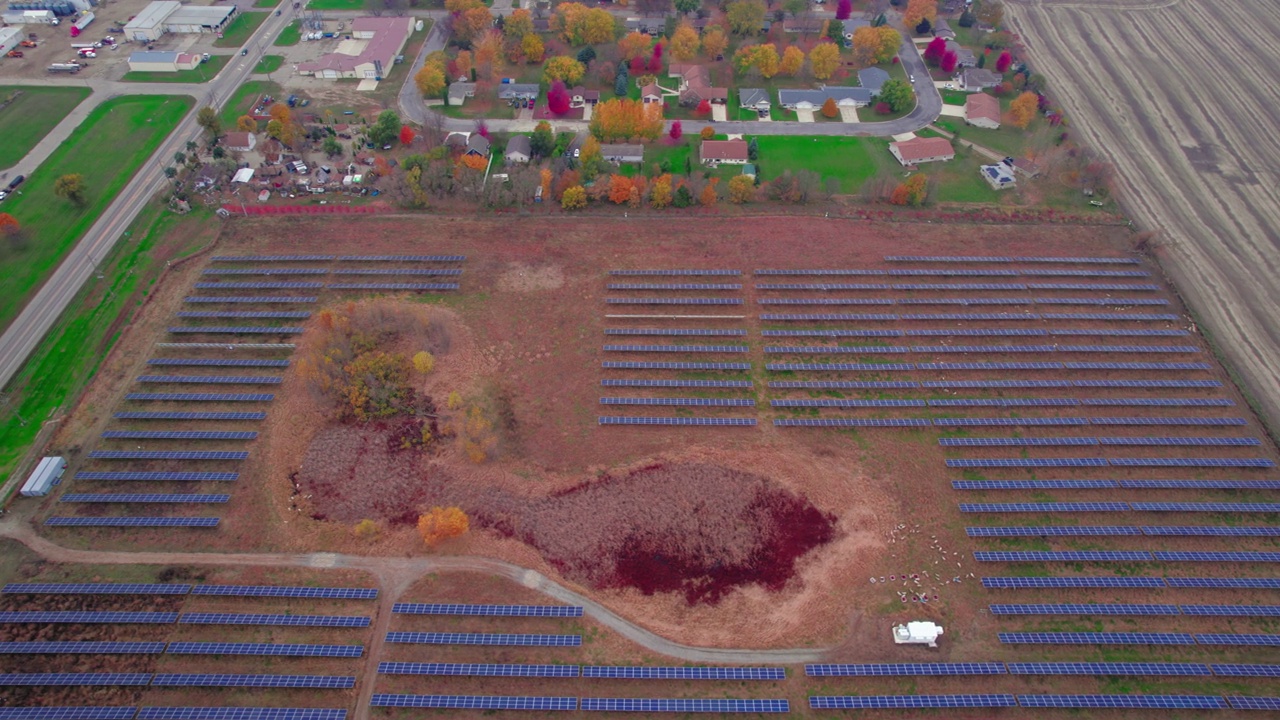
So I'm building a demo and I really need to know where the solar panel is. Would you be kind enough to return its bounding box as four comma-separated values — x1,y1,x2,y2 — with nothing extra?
211,255,335,262
885,255,1140,264
755,269,889,276
1099,437,1259,446
1228,697,1280,710
948,459,1108,468
1212,665,1280,678
766,363,913,371
606,298,743,305
941,437,1096,446
975,551,1153,562
190,585,377,599
385,632,581,647
392,603,583,617
330,269,462,276
176,312,310,320
0,611,178,623
87,451,248,460
930,398,1079,407
581,666,786,680
370,695,576,711
610,269,740,276
982,577,1165,589
337,255,465,262
1025,270,1151,277
967,526,1140,537
605,328,748,336
896,298,1029,306
137,375,281,385
1155,551,1280,563
989,604,1178,616
1083,397,1230,406
760,313,898,321
75,472,238,482
1166,578,1280,589
913,345,1057,353
193,282,323,289
150,675,355,688
45,518,220,528
1143,526,1280,537
602,398,755,407
168,327,303,335
125,393,273,401
136,709,347,720
1182,605,1280,617
999,632,1194,645
113,412,266,421
0,709,138,720
146,358,291,367
603,345,750,353
1075,380,1221,387
755,283,890,290
887,269,1019,277
771,399,925,407
1006,663,1210,676
756,298,895,305
607,283,743,290
774,419,930,428
3,583,190,595
1065,362,1211,370
581,699,789,713
1028,284,1159,291
954,480,1119,490
1035,298,1169,306
900,313,1040,320
809,696,1016,709
601,362,750,370
892,283,1029,291
922,380,1073,388
961,502,1131,513
0,642,166,654
599,417,757,426
1133,503,1280,513
1041,313,1181,321
601,380,753,388
1090,417,1246,425
1053,329,1189,336
1112,458,1272,468
905,329,1046,336
179,613,371,627
1018,695,1225,709
184,297,317,304
1123,480,1280,489
1196,635,1280,647
0,673,153,686
165,643,364,657
916,362,1064,370
764,345,910,354
377,663,579,678
326,283,458,291
101,431,257,441
769,381,919,389
804,664,1006,677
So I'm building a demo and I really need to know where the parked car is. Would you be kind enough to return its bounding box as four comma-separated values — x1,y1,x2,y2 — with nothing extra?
240,48,248,56
9,175,25,190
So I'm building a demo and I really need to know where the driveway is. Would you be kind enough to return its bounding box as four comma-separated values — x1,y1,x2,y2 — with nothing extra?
795,108,815,123
838,106,860,123
939,105,966,117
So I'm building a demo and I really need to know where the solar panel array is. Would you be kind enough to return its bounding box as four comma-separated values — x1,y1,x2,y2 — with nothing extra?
211,255,336,262
967,526,1141,537
805,664,1006,677
606,298,742,305
989,604,1179,616
0,642,167,653
770,381,919,389
45,518,220,528
136,709,347,720
331,268,461,276
178,614,371,627
59,494,229,504
165,642,364,657
1006,663,1209,676
601,379,752,388
392,603,583,617
113,412,265,422
3,583,192,595
975,551,1154,562
983,577,1166,589
136,375,281,385
101,431,257,441
191,586,377,599
0,611,179,624
146,359,290,367
604,328,747,336
1018,695,1226,709
0,673,154,686
599,417,757,426
385,632,582,647
955,480,1119,490
326,283,458,291
607,283,743,291
610,269,741,276
193,282,322,289
184,297,317,304
168,327,303,335
581,699,789,713
604,395,750,406
87,451,248,460
810,695,1017,709
377,663,580,678
125,393,273,402
75,472,238,482
0,709,139,720
370,695,576,711
767,363,913,371
200,269,329,276
337,255,464,262
150,674,355,688
775,419,930,428
771,399,925,408
885,255,1140,264
602,361,750,370
581,666,785,680
603,344,749,353
999,632,1196,645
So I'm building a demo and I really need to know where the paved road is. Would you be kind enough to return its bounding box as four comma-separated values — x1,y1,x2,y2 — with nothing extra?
0,9,298,394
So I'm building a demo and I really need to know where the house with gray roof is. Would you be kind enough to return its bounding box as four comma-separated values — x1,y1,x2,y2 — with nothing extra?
933,18,956,39
857,67,890,95
448,82,475,105
498,83,539,101
945,40,977,68
600,144,644,164
504,135,531,164
739,88,771,113
778,86,872,110
957,67,1002,91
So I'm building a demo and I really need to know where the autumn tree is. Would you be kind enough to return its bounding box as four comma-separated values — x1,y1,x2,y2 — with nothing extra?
453,49,473,79
876,27,902,63
940,50,958,73
196,106,221,139
399,125,416,146
473,30,504,80
700,125,715,140
903,0,937,31
552,2,614,45
809,41,840,80
995,50,1013,73
561,184,588,209
662,22,697,62
415,61,446,97
412,351,435,374
733,43,780,79
547,80,571,115
1009,91,1038,128
236,115,257,132
448,0,493,44
544,55,586,84
836,0,852,20
353,519,380,541
609,174,634,204
726,0,765,35
851,26,882,67
668,120,683,141
590,98,663,141
820,97,839,118
650,174,673,208
504,7,534,40
890,173,928,206
975,0,1005,28
417,507,470,547
923,36,947,65
702,26,728,59
779,45,804,76
0,213,19,239
699,178,719,206
728,174,755,203
53,174,87,206
877,78,913,111
618,30,652,61
521,33,545,63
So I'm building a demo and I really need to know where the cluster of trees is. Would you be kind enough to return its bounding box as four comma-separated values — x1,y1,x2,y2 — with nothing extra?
889,173,928,206
417,507,469,547
551,2,615,46
850,25,901,67
903,0,937,33
732,41,839,80
558,171,761,211
1008,91,1038,128
588,98,664,142
414,50,447,98
725,0,766,35
444,0,492,45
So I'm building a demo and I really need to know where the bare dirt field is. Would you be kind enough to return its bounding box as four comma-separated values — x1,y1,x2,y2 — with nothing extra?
1006,0,1280,433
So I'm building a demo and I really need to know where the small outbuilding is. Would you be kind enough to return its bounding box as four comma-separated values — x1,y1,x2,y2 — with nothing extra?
223,132,257,152
981,162,1017,190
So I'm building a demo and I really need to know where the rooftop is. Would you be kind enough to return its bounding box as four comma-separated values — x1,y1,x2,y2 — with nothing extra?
891,136,955,162
125,0,180,29
965,92,1001,122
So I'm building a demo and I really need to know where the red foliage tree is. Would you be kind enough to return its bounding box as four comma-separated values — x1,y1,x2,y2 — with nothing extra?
652,42,663,61
694,99,711,116
836,0,852,20
874,101,892,115
399,125,416,145
629,56,646,75
669,120,682,140
475,121,490,139
647,53,662,74
547,80,571,115
993,81,1013,97
995,50,1013,73
923,36,947,65
940,50,958,74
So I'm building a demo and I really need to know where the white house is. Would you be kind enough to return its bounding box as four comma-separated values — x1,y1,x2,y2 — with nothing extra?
981,162,1017,190
600,144,644,164
505,135,532,164
124,1,180,42
964,93,1001,129
778,86,872,110
127,50,201,72
223,132,257,152
889,136,955,166
124,1,237,42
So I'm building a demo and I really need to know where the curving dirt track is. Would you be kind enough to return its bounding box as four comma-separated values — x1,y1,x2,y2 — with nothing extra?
1007,0,1280,429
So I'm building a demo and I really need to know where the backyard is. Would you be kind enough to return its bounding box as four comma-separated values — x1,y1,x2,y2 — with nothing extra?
120,55,229,84
750,135,892,192
213,12,268,49
0,87,93,170
0,94,194,334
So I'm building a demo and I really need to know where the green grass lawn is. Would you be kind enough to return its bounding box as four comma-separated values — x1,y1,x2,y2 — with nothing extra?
120,54,229,83
213,12,268,49
306,0,362,8
940,89,969,106
254,54,284,74
0,95,194,335
0,87,92,171
253,0,281,6
929,154,1004,204
219,80,282,126
749,135,892,193
273,20,301,46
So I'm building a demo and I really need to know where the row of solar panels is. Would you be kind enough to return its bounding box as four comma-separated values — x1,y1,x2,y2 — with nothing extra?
211,255,465,262
949,459,1273,468
963,502,1280,513
984,576,1280,589
804,662,1280,677
976,551,1280,562
609,344,1199,354
0,673,353,687
757,268,1150,276
957,480,1280,490
763,312,1178,321
371,696,789,713
603,361,1212,371
378,663,782,679
942,437,1256,446
755,298,1170,305
811,695,1277,710
606,418,1263,433
756,283,1160,291
1000,632,1280,647
2,584,377,598
781,397,1229,406
0,612,369,626
987,604,1280,617
885,255,1141,264
0,642,362,656
758,328,1187,336
969,525,1280,537
0,709,347,720
769,379,1221,388
203,269,462,276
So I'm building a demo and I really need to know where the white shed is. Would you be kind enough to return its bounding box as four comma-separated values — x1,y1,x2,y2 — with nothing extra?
893,621,944,648
21,456,67,497
0,27,22,55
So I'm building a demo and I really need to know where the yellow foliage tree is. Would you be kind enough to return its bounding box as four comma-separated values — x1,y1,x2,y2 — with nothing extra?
728,174,755,204
453,5,493,44
543,55,586,85
415,63,446,97
1008,91,1038,128
618,30,652,61
809,41,840,80
447,391,464,409
353,519,380,541
561,185,588,210
903,0,937,29
581,135,601,163
417,507,470,547
877,27,902,63
473,30,504,81
540,168,552,199
649,174,673,208
504,8,534,40
589,98,663,141
851,26,883,67
702,26,728,60
454,50,473,79
779,45,804,77
552,2,614,45
669,22,700,61
236,115,257,132
413,351,435,374
521,33,545,64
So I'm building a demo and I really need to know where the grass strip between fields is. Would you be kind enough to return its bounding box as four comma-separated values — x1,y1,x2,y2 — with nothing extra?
213,12,269,49
120,54,229,84
0,87,93,171
273,21,301,47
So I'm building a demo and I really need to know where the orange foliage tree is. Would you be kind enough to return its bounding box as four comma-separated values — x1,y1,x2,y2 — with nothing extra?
589,98,663,141
618,30,652,61
0,213,19,237
417,507,470,546
699,178,719,206
1008,91,1038,128
821,97,839,118
890,173,929,206
608,174,634,204
457,153,488,171
903,0,937,29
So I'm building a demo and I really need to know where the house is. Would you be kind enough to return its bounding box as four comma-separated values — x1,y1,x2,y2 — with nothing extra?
739,88,771,113
945,40,977,67
981,163,1017,190
466,134,490,157
570,86,599,107
1012,157,1042,178
297,16,413,80
600,144,644,164
700,139,749,165
640,83,663,104
448,82,475,105
964,93,1001,128
783,18,826,34
889,136,955,166
933,18,956,40
505,135,532,164
778,86,872,110
857,67,890,95
223,132,257,152
958,67,1003,91
668,64,728,106
127,50,201,72
497,83,539,101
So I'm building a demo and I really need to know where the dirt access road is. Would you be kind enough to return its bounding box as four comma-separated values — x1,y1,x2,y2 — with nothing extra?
1007,0,1280,429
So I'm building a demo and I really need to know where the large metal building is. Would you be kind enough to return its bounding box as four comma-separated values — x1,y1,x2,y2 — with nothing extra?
123,1,237,42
